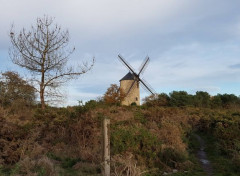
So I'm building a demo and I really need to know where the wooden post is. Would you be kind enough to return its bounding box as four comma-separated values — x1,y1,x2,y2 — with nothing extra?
103,118,110,176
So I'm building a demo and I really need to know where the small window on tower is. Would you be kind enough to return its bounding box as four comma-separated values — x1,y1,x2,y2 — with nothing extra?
136,97,138,101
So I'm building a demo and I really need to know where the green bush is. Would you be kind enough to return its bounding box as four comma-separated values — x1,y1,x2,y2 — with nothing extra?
61,158,80,168
159,148,187,168
134,110,147,124
169,91,193,107
111,124,161,167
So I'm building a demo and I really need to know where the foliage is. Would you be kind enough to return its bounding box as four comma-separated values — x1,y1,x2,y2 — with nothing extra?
159,147,187,168
1,92,240,175
194,91,211,108
193,110,240,175
218,93,240,108
169,91,193,107
0,71,35,107
111,124,161,168
103,84,125,105
143,91,240,109
143,93,170,107
211,95,222,108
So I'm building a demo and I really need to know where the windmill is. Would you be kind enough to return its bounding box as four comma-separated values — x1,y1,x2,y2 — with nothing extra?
118,54,155,106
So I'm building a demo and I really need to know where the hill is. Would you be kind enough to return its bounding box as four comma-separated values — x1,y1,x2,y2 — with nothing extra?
1,101,240,176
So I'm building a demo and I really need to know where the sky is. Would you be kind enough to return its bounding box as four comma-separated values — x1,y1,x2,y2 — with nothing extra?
1,0,240,106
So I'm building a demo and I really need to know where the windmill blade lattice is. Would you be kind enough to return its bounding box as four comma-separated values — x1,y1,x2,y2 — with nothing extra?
138,56,149,76
139,78,155,95
118,54,136,74
118,54,155,96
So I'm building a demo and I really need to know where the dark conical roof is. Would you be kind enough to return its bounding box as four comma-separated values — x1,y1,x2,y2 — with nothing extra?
120,72,134,81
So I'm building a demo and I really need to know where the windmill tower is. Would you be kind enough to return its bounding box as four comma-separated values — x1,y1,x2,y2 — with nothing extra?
118,54,155,106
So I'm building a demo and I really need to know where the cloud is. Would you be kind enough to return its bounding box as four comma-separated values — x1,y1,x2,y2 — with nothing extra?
64,88,102,106
1,0,240,105
229,64,240,69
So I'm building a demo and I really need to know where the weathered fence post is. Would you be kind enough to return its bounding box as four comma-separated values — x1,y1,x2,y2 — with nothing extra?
102,117,110,176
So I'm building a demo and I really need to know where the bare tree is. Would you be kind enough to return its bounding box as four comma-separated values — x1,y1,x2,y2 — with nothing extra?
9,16,94,109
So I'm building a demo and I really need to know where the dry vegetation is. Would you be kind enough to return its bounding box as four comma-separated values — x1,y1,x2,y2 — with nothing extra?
1,94,240,175
0,105,206,175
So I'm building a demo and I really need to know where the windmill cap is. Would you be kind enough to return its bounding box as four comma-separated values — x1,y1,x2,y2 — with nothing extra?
120,72,135,81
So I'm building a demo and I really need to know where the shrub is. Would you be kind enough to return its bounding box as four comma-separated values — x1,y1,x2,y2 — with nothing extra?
111,123,161,168
194,91,211,108
169,91,193,107
0,71,35,107
103,84,125,105
143,93,170,107
159,147,187,168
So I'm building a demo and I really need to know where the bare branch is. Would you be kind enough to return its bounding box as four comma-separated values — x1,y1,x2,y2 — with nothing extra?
9,16,94,109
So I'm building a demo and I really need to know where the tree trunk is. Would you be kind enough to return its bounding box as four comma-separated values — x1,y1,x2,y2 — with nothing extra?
102,118,110,176
40,60,45,110
40,86,45,109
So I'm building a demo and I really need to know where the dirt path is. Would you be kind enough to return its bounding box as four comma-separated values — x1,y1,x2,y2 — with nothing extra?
194,134,213,176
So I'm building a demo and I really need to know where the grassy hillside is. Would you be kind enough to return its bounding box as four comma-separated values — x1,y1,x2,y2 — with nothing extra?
1,101,240,175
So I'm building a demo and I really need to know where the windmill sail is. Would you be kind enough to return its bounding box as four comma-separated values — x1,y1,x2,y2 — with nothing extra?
118,54,136,74
139,78,155,95
118,54,155,106
138,56,149,75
